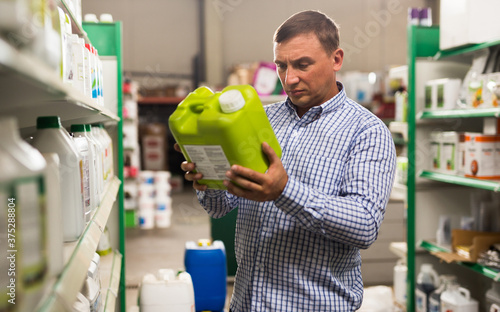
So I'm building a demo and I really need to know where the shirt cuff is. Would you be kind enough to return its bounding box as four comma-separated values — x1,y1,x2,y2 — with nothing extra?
274,178,309,216
196,189,225,200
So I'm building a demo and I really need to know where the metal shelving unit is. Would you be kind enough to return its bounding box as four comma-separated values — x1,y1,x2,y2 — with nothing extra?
37,178,121,311
407,25,500,311
0,6,125,311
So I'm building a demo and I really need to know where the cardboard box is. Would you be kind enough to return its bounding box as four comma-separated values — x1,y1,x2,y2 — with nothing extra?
432,229,500,263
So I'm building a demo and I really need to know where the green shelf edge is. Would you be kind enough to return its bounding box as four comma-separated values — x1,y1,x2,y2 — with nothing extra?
435,39,500,59
420,240,500,280
419,170,500,192
419,108,500,119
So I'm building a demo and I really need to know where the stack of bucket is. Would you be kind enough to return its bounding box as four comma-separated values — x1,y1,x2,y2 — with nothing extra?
137,170,172,229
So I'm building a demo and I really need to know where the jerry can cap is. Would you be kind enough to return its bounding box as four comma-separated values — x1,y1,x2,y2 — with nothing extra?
219,89,245,113
197,239,212,247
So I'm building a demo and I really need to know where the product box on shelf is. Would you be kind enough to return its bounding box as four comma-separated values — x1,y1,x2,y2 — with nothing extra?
433,230,500,263
430,132,442,172
425,78,461,110
464,132,500,179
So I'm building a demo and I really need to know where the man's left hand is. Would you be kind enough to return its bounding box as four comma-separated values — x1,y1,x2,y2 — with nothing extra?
224,142,288,202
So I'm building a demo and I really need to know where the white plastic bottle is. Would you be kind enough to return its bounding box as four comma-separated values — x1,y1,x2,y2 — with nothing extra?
81,275,102,312
487,282,500,311
155,195,172,228
428,274,457,312
32,116,85,242
140,269,195,312
0,117,48,309
393,258,407,306
83,42,92,98
84,124,101,208
95,124,114,185
91,124,107,190
86,124,104,201
71,124,92,222
441,284,478,312
41,153,64,279
70,34,86,94
415,263,439,312
102,125,114,181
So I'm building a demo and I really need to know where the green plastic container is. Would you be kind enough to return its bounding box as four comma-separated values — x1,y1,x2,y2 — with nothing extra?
169,85,282,189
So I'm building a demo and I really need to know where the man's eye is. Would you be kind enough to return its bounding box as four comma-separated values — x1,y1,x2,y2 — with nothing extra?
298,64,309,69
276,64,286,70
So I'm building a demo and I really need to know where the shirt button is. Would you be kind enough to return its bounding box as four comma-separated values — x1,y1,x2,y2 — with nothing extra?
262,226,267,232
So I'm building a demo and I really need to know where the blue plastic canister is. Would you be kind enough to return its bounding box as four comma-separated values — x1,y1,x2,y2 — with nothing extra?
185,240,227,312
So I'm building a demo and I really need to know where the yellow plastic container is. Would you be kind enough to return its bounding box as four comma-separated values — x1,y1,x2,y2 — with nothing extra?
169,85,282,189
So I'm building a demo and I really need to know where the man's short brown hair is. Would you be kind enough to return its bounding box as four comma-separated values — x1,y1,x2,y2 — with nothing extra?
273,10,340,55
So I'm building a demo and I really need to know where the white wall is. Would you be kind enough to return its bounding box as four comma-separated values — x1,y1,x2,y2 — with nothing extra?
83,0,199,81
212,0,435,84
83,0,438,87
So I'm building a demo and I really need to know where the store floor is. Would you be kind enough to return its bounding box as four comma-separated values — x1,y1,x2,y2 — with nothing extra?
124,187,234,311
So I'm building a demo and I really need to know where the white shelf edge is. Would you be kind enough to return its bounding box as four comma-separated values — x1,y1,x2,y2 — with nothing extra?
389,242,407,259
37,177,121,311
100,250,123,312
388,121,408,142
0,37,119,122
390,182,407,201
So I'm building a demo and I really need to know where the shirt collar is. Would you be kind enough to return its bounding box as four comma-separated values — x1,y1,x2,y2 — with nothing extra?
285,81,346,118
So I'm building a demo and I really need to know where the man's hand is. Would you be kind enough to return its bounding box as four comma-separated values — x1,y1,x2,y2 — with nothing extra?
224,142,288,202
174,143,208,191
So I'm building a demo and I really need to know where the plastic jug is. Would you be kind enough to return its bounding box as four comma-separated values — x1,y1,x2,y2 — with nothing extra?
0,117,48,311
32,116,85,242
86,124,104,201
440,284,478,312
71,124,93,222
393,258,407,305
169,85,282,189
84,124,101,209
415,263,439,312
428,274,457,312
139,269,195,312
185,239,227,312
487,282,500,312
41,153,64,279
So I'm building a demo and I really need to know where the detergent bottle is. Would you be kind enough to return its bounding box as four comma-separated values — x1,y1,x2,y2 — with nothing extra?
169,85,281,189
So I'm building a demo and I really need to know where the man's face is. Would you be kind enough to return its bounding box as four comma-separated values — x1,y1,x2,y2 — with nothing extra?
274,32,343,116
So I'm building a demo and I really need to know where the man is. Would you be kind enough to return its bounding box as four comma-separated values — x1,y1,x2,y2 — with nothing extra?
178,10,396,311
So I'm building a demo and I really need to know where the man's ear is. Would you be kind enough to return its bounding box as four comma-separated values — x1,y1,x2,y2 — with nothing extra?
332,48,344,71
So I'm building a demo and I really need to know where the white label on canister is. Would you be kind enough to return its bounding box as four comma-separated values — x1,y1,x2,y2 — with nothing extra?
184,145,231,180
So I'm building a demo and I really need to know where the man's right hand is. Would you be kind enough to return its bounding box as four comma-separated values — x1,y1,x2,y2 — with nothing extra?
173,143,208,191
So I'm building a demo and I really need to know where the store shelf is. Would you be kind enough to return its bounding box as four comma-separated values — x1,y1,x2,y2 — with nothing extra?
100,250,123,312
138,96,186,105
419,170,500,192
420,240,500,280
0,37,119,128
418,108,500,119
435,39,500,60
37,177,121,312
